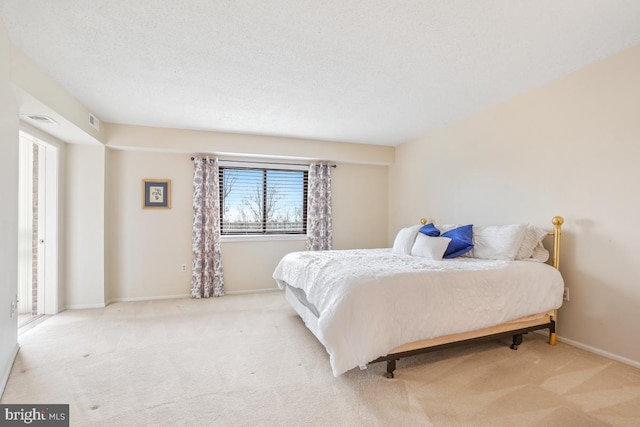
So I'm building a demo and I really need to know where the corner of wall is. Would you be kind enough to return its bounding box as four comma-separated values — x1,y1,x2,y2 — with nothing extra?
0,344,19,399
0,17,20,400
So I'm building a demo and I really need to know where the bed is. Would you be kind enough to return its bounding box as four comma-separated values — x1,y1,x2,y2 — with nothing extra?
273,216,565,377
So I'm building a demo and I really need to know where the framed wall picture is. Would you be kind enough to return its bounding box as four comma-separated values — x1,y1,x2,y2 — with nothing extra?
142,179,171,209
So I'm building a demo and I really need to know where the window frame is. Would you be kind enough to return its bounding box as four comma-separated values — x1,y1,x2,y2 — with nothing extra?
218,164,308,237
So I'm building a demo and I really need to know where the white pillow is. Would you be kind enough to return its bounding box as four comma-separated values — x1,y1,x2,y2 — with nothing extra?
515,225,548,260
472,224,527,260
392,224,421,255
410,234,452,260
526,242,550,263
434,224,461,233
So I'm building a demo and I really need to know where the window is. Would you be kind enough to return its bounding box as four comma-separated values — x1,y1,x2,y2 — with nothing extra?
219,166,308,235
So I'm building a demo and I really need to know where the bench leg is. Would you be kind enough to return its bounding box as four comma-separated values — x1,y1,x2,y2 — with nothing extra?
549,319,557,345
510,334,524,350
384,359,396,379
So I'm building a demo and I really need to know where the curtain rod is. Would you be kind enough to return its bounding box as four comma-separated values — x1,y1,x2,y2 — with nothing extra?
189,157,336,167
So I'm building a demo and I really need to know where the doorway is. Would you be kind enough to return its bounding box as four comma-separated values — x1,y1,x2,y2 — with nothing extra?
17,131,59,329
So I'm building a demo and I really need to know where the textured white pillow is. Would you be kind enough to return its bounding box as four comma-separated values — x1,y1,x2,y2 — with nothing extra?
472,224,527,260
515,225,548,260
526,242,550,262
392,224,421,255
410,234,452,260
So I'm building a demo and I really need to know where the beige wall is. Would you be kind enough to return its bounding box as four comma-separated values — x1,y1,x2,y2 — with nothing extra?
0,19,19,394
106,150,193,300
332,163,388,250
389,44,640,366
106,123,394,166
106,128,389,299
65,143,106,308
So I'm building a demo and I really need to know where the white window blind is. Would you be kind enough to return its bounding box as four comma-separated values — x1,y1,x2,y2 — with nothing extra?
219,166,308,235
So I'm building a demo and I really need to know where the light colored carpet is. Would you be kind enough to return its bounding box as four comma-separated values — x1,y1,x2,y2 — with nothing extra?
2,292,640,426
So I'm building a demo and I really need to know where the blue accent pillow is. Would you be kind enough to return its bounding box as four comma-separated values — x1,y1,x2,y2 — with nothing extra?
442,225,474,258
419,223,441,237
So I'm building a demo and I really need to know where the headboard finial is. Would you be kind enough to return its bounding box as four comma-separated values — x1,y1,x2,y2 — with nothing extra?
552,216,564,270
420,218,428,225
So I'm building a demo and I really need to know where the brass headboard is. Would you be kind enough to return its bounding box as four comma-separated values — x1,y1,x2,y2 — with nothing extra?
551,216,564,270
418,216,564,270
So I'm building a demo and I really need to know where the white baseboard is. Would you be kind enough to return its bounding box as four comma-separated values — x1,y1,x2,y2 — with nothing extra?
556,335,640,370
64,303,106,310
104,288,281,304
72,289,281,308
106,294,190,304
0,344,19,400
532,330,640,370
225,288,281,295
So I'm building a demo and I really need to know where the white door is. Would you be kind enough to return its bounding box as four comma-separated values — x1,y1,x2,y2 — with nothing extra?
17,136,34,321
17,131,60,327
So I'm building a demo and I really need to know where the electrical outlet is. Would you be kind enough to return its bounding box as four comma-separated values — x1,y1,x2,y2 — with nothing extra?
10,300,16,318
563,287,570,301
181,264,187,273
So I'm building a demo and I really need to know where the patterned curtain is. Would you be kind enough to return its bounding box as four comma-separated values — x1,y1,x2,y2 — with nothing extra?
191,156,225,297
306,163,332,251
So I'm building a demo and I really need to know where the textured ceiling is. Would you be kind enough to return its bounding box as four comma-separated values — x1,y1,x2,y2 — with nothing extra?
2,1,640,146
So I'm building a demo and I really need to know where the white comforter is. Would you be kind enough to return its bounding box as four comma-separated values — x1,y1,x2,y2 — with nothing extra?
273,248,564,376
